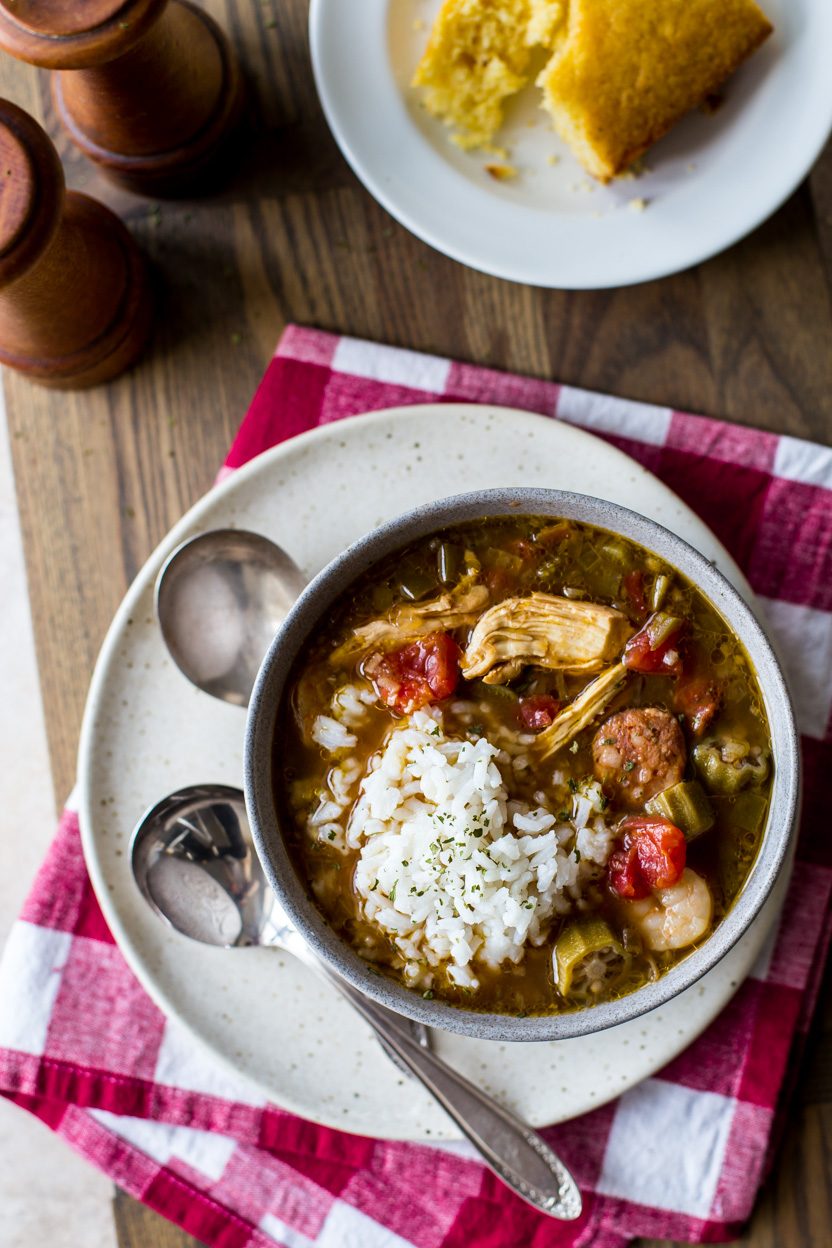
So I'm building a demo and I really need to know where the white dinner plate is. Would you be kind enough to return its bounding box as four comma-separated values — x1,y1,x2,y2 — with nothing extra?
310,0,832,288
78,405,788,1140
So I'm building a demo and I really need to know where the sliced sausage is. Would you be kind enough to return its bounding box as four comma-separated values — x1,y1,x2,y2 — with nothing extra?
592,708,686,810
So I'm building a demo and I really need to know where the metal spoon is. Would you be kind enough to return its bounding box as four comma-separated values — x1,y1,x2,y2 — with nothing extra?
130,785,582,1221
154,528,434,1061
155,529,306,707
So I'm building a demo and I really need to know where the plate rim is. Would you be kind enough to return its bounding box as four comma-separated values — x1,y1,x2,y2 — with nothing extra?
77,403,789,1137
309,0,832,289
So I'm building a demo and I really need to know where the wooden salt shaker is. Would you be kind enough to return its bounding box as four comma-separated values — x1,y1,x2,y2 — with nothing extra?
0,0,244,195
0,99,152,388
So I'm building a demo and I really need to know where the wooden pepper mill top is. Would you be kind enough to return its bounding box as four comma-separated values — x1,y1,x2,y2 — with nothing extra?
0,0,168,67
0,99,152,387
0,0,245,195
0,101,63,290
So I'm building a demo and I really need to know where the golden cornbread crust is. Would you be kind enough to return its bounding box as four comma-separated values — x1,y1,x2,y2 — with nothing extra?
538,0,774,182
413,0,564,151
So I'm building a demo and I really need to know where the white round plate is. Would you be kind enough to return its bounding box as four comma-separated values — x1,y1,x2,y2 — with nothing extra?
310,0,832,288
79,406,787,1140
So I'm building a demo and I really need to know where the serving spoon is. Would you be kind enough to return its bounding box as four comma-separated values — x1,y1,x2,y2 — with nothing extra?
130,784,582,1221
155,529,306,707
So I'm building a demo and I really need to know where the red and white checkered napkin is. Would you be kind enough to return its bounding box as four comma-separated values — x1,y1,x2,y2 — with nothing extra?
3,325,832,1248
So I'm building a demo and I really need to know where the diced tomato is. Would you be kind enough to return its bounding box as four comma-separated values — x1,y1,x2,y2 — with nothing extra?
607,842,650,900
505,538,540,563
484,567,514,596
674,664,721,736
370,632,461,715
623,570,647,621
607,815,687,899
519,694,561,732
623,614,685,677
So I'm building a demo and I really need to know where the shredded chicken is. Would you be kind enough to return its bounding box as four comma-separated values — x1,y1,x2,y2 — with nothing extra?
461,593,632,684
535,662,629,758
329,584,489,665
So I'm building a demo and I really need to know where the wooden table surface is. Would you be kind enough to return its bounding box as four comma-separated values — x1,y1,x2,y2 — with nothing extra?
3,3,832,1245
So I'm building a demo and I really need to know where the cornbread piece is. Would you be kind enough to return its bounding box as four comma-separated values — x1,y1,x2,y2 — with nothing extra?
537,0,773,182
413,0,564,151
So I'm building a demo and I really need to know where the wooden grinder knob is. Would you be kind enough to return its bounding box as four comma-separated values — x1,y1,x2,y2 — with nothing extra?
0,0,245,195
0,99,152,388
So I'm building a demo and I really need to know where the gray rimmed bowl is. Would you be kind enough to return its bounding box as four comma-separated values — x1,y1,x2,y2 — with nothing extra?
244,488,800,1043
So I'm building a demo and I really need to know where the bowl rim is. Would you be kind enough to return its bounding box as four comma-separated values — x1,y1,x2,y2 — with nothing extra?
244,487,801,1043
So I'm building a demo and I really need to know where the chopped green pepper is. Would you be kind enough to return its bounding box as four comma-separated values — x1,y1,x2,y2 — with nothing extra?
649,573,672,611
645,780,715,841
645,611,684,650
728,790,768,837
472,680,519,703
399,565,438,601
437,542,463,585
693,740,770,795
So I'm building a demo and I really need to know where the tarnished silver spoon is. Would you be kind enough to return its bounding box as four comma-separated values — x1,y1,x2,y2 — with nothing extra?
155,529,306,707
130,785,582,1221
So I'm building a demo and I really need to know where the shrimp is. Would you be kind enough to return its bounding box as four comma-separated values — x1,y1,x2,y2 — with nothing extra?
625,867,712,951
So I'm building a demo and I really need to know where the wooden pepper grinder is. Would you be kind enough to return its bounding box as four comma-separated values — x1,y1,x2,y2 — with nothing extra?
0,0,244,195
0,99,152,388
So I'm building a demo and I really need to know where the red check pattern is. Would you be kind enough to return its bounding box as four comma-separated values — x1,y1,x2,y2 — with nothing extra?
2,324,832,1248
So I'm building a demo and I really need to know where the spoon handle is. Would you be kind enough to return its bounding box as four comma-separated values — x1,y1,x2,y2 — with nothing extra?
306,961,582,1220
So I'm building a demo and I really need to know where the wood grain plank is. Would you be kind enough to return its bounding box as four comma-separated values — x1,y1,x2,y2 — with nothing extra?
113,1190,208,1248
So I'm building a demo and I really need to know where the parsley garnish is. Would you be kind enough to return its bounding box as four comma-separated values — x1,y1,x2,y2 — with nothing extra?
574,849,581,863
389,880,398,902
623,760,635,772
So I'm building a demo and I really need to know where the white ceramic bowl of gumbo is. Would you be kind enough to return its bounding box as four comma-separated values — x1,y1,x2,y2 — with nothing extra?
244,488,800,1042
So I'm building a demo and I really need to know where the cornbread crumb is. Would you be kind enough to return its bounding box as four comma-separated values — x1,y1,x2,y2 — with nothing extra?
629,197,648,212
485,162,518,179
547,154,560,165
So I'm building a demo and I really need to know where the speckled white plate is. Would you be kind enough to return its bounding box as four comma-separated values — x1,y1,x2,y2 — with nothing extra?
310,0,832,287
78,405,789,1140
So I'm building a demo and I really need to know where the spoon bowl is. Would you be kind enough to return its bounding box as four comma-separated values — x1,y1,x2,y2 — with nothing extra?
131,784,282,947
155,529,306,706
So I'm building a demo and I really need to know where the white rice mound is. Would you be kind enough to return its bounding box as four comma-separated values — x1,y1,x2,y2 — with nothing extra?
336,705,617,991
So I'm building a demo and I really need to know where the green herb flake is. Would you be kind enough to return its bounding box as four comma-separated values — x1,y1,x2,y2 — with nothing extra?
389,881,398,902
623,760,636,772
569,741,579,754
422,990,434,999
574,849,581,863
